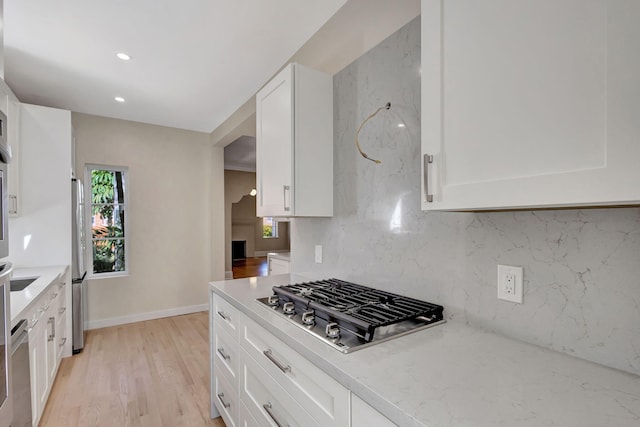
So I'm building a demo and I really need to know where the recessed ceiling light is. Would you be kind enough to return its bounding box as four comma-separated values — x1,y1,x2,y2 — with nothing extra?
116,52,131,61
114,96,126,103
397,123,406,128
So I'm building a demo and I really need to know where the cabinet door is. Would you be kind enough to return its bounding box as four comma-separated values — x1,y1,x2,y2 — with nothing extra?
7,96,20,216
256,65,293,217
421,0,640,210
268,257,290,276
30,316,49,422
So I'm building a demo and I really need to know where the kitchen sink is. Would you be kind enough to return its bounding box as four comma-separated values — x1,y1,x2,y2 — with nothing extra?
10,278,39,292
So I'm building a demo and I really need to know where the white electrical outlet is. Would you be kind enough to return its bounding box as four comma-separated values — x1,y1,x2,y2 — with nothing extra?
315,245,323,263
497,265,523,303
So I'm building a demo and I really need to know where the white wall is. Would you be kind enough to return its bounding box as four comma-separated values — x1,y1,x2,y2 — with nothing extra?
73,113,214,327
8,104,72,267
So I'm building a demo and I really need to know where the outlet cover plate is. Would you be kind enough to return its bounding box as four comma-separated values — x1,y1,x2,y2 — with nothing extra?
497,264,523,303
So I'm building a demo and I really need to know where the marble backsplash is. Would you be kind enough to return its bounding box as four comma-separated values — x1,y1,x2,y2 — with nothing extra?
290,17,640,376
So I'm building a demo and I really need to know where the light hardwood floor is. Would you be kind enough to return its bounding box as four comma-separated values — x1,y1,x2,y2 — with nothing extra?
40,312,226,427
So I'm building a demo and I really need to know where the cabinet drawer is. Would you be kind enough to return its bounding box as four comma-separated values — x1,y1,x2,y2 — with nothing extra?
239,401,260,427
213,294,241,339
240,349,320,427
241,316,349,426
214,368,238,427
213,324,239,387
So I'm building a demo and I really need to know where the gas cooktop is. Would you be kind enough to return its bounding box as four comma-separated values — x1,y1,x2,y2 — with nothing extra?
257,278,445,353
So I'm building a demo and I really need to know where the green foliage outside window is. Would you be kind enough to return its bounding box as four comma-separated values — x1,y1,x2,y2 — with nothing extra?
91,168,126,274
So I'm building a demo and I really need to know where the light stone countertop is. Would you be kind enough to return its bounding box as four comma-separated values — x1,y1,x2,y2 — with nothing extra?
210,274,640,427
10,265,69,326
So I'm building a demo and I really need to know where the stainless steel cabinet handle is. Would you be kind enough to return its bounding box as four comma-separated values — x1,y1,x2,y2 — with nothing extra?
8,195,17,215
216,347,231,361
59,337,67,347
263,349,291,373
263,402,289,427
423,153,434,203
59,306,66,315
217,392,231,409
48,317,55,341
283,185,290,212
216,310,229,321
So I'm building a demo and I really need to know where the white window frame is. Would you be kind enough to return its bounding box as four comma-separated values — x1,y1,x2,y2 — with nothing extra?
85,164,130,278
262,217,279,239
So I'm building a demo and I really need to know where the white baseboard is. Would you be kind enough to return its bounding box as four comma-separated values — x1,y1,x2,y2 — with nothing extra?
86,303,209,330
225,270,234,279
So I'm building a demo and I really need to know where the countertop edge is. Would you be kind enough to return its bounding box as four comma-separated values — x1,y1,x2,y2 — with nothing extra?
11,265,69,325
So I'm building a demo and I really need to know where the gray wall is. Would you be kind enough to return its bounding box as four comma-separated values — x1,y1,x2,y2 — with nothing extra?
290,17,640,376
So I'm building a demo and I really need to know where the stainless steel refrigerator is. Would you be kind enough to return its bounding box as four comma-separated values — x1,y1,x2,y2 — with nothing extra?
71,178,87,353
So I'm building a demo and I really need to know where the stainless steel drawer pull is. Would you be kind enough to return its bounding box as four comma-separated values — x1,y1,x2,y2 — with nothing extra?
263,349,291,374
216,310,229,321
217,392,231,409
283,185,290,212
423,153,434,203
48,317,55,341
216,347,231,361
263,402,289,427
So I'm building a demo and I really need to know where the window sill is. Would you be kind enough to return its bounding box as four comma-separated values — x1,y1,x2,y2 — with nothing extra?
262,236,280,239
87,271,129,280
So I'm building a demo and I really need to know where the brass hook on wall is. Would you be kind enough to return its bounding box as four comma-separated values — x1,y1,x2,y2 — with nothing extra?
354,102,391,164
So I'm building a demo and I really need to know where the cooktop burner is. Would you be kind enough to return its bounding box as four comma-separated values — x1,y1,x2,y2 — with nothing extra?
257,278,445,353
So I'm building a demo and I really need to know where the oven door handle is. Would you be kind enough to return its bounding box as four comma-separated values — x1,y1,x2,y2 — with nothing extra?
263,349,291,374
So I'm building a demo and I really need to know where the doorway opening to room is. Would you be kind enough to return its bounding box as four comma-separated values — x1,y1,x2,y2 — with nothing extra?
224,136,290,279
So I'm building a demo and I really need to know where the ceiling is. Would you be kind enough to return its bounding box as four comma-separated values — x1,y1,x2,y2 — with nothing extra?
4,0,347,133
224,135,256,172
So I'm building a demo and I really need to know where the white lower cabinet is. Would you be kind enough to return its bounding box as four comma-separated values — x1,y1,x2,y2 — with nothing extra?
351,394,397,427
239,401,260,427
214,368,238,427
211,292,396,427
240,349,320,427
240,315,349,426
23,277,68,426
267,255,290,276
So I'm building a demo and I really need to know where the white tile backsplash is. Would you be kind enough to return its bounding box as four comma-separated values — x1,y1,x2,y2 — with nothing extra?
290,17,640,376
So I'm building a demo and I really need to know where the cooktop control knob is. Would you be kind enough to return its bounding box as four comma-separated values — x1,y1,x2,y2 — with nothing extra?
267,295,279,306
302,310,315,326
283,302,295,315
325,322,340,339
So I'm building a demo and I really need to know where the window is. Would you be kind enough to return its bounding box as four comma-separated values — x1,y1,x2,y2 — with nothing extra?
262,217,278,238
86,165,128,276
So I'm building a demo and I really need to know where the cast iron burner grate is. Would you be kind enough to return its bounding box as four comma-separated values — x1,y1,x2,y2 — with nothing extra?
272,278,444,343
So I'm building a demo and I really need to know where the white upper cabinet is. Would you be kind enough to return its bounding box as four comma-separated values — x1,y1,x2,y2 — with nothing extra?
0,79,20,216
256,63,333,217
421,0,640,210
